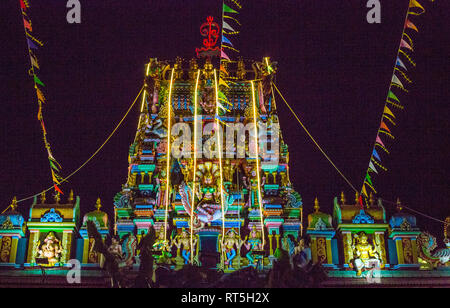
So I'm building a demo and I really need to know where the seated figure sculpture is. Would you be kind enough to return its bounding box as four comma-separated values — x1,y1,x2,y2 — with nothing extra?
352,231,380,276
37,231,63,265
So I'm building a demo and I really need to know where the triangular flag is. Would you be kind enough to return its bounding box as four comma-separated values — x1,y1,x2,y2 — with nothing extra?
391,75,404,89
20,0,27,10
221,49,230,61
405,19,418,32
34,75,45,87
222,21,236,32
23,18,32,32
30,55,39,70
54,184,64,195
372,149,381,162
396,58,407,70
383,106,396,119
27,38,38,49
361,185,368,197
409,0,424,10
36,87,45,102
400,39,413,51
223,4,238,14
369,161,378,174
376,135,385,148
380,121,391,133
222,35,233,46
388,91,399,102
219,78,229,88
220,65,228,76
365,173,373,187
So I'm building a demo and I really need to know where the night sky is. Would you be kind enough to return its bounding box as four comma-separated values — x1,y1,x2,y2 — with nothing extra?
0,1,448,239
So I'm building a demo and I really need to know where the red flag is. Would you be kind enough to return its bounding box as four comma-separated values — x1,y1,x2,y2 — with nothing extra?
54,184,64,195
20,0,27,10
405,19,418,32
23,18,32,32
380,121,391,133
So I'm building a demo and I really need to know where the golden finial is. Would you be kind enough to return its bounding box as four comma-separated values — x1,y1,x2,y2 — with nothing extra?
40,191,46,204
396,198,402,212
68,189,74,203
340,191,346,205
10,197,18,211
355,191,359,205
369,192,375,208
95,198,102,211
237,57,246,80
54,191,60,204
314,197,320,213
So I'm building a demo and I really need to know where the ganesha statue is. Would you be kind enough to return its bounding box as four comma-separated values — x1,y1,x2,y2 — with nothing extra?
37,231,63,264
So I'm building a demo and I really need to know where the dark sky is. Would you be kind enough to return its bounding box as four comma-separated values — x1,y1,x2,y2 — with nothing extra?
0,1,448,238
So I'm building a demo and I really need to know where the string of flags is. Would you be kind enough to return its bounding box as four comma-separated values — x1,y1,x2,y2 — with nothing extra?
19,0,64,194
218,0,242,114
361,0,435,201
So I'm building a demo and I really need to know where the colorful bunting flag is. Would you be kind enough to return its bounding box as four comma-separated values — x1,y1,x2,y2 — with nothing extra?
222,21,236,32
396,58,407,70
405,19,419,32
400,39,413,51
221,49,230,61
223,4,238,14
361,0,434,204
23,18,32,32
222,35,233,46
27,38,38,49
372,150,381,162
19,0,63,194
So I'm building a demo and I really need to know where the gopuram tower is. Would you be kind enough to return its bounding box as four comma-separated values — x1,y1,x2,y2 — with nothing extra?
113,17,303,271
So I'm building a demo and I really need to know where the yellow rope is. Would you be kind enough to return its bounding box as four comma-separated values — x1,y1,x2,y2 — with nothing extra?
190,70,201,264
163,69,175,242
272,82,358,193
214,69,226,269
12,86,144,205
250,81,266,248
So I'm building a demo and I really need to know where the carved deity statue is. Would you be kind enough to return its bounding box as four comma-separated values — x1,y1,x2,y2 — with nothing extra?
352,232,380,276
219,228,243,270
37,231,63,264
171,228,198,264
244,225,263,267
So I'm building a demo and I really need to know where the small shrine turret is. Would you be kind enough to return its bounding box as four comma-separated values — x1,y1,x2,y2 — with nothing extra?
26,190,80,267
78,197,109,267
306,197,338,267
333,192,389,273
0,197,27,267
387,198,421,269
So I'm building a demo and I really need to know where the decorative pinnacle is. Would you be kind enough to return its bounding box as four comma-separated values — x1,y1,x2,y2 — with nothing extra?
54,191,60,204
355,191,360,205
369,192,375,207
396,198,402,211
10,197,18,211
95,198,102,211
40,191,46,204
314,197,320,213
68,189,74,203
340,191,346,205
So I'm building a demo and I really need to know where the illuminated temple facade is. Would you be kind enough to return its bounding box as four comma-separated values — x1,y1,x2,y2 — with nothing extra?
0,58,449,287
